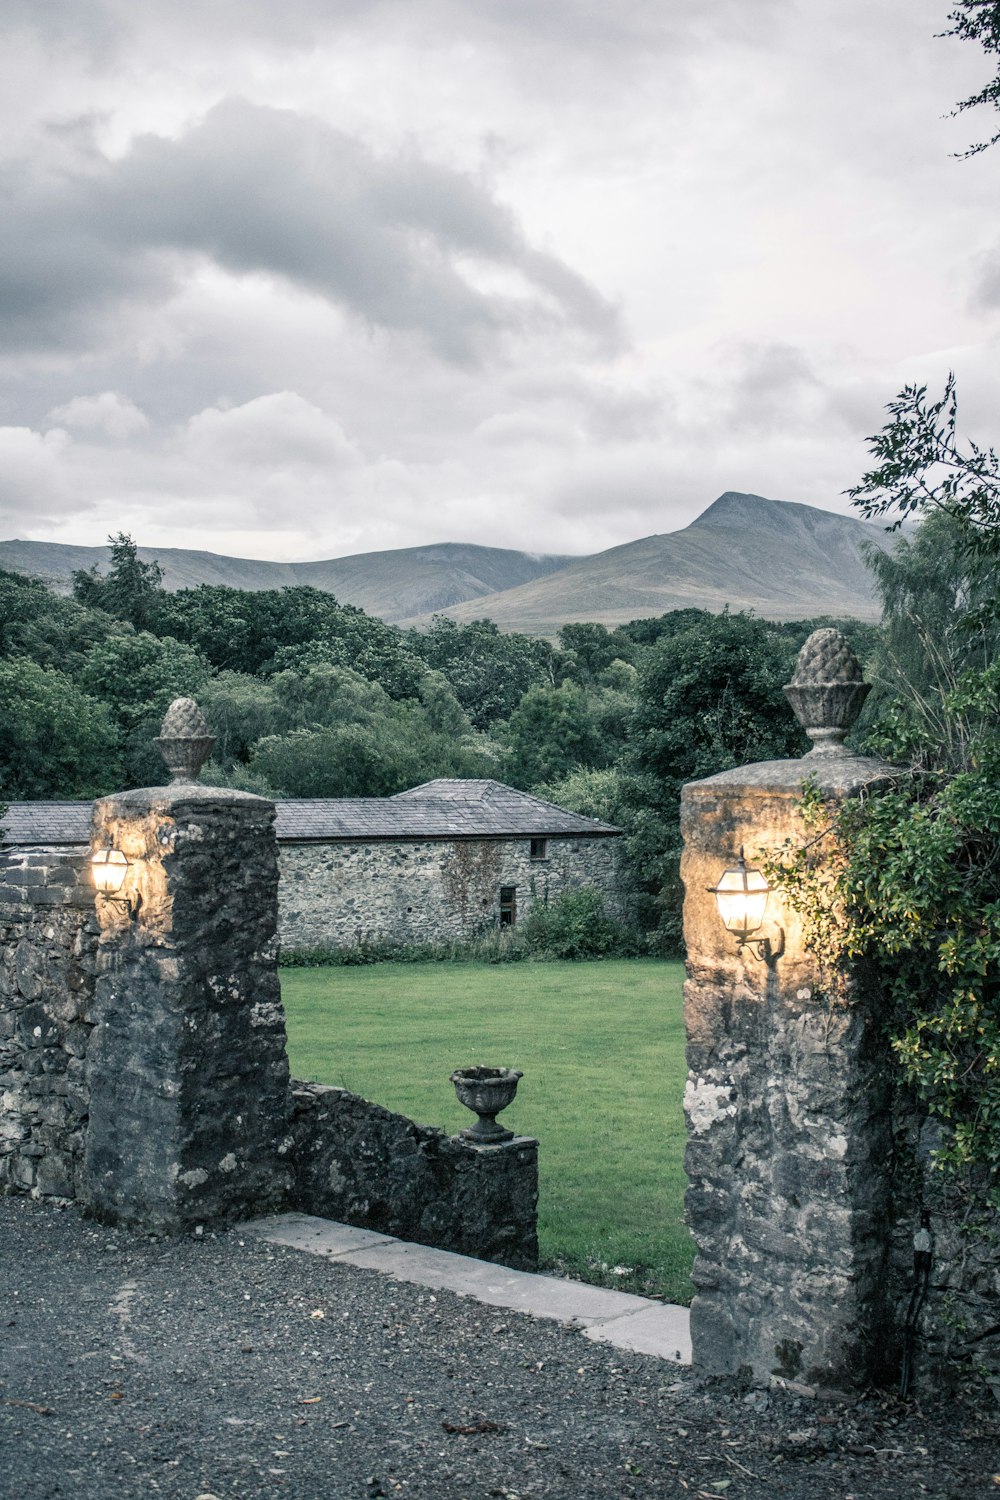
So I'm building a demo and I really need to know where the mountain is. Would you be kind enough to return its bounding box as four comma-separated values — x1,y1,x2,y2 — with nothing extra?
0,493,890,633
0,538,573,624
401,493,891,633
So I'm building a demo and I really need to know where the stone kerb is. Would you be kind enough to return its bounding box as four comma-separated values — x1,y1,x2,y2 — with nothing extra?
83,782,294,1232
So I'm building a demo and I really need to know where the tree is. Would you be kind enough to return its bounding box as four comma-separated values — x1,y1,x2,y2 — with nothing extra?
502,682,607,790
624,612,806,946
945,0,1000,155
72,533,165,632
0,658,120,798
847,376,1000,579
0,567,126,673
856,508,1000,768
410,616,553,729
80,631,211,785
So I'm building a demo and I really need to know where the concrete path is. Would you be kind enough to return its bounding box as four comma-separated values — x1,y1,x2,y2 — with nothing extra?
242,1211,692,1365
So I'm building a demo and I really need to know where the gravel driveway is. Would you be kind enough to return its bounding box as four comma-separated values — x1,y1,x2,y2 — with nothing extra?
1,1197,996,1500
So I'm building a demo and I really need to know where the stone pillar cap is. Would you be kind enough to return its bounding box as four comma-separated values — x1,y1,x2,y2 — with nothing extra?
783,627,870,756
153,697,217,784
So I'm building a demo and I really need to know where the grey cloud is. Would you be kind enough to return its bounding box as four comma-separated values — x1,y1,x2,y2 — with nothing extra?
721,342,825,432
0,99,621,363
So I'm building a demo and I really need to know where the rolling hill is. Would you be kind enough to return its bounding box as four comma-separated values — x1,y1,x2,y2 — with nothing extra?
401,493,891,633
0,538,573,624
0,493,890,632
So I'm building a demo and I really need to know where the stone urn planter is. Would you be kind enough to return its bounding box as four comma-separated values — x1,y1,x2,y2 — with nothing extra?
450,1066,523,1144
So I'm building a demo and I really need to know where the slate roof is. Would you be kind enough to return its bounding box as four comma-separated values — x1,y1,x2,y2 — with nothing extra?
1,781,619,847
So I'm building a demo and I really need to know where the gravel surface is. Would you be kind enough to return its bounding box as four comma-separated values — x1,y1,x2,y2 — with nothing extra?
1,1197,997,1500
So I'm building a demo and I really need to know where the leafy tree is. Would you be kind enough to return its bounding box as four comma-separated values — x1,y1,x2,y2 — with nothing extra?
198,672,284,770
532,766,629,827
0,658,120,798
502,682,607,790
856,509,1000,767
81,631,211,785
847,375,1000,595
555,622,637,684
0,568,126,672
159,583,424,692
409,616,553,729
624,612,806,946
72,533,165,632
945,0,1000,154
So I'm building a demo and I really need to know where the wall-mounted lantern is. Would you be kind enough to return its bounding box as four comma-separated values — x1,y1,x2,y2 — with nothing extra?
91,847,136,911
707,847,779,961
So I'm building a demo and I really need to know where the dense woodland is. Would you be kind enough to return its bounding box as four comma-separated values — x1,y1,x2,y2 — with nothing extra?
0,507,990,952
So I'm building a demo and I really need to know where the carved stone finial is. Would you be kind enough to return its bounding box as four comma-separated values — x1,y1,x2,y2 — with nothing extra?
783,628,870,756
154,697,216,783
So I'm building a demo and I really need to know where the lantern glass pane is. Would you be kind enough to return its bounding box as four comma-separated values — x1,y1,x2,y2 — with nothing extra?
92,848,128,894
712,861,769,938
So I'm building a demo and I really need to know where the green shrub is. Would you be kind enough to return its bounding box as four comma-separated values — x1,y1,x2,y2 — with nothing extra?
520,885,642,960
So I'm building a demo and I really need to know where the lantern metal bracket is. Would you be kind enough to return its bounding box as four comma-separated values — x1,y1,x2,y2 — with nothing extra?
736,927,784,964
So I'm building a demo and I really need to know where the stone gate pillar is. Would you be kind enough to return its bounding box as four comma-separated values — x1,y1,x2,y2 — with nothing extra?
680,630,900,1394
83,699,292,1231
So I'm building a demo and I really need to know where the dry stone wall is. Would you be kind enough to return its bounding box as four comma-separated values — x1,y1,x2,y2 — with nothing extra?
84,785,294,1232
681,753,900,1394
291,1082,539,1270
0,810,541,1273
0,848,98,1202
278,834,621,951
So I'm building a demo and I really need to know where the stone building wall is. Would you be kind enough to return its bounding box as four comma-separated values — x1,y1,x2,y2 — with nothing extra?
278,834,622,951
0,847,99,1202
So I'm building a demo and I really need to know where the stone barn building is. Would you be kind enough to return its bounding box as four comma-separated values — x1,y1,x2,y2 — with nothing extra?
1,779,622,952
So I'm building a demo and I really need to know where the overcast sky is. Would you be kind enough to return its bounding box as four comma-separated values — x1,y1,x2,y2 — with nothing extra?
1,0,998,562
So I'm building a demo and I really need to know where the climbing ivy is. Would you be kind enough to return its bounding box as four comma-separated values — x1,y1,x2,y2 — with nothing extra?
765,664,1000,1204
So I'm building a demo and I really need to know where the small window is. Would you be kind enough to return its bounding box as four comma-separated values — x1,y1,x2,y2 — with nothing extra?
530,838,548,861
499,886,517,927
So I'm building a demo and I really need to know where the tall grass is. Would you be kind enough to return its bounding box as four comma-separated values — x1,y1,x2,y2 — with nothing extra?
281,958,693,1305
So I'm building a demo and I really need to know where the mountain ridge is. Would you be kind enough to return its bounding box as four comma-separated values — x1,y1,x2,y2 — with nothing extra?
0,493,890,631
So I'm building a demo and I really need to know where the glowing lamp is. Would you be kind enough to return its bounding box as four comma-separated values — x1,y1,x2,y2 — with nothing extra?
91,847,129,897
707,848,775,960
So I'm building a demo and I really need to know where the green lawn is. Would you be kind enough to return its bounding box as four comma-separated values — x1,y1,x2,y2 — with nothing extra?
281,958,694,1305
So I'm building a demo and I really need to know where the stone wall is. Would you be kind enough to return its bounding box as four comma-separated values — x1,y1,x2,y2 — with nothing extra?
290,1082,539,1270
886,1101,1000,1395
680,754,900,1394
0,847,98,1202
680,750,1000,1396
0,822,541,1275
279,834,622,951
84,785,294,1232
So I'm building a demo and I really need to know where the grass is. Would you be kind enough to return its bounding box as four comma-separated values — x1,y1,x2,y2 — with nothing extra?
280,958,694,1306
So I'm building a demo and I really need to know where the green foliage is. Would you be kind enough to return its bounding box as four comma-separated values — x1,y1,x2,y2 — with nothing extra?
409,615,553,729
72,533,164,631
944,1,1000,155
502,681,607,789
159,582,424,693
243,663,490,797
0,568,125,672
0,657,120,798
532,766,628,827
556,621,637,683
80,630,212,785
623,611,807,947
847,376,1000,597
520,886,641,960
